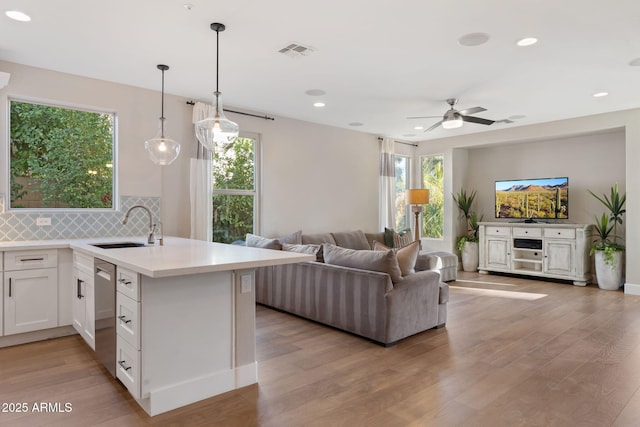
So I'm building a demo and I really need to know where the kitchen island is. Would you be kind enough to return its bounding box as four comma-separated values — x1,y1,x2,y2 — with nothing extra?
67,237,314,416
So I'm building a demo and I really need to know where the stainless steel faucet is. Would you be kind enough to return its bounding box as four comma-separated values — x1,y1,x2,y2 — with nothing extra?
122,205,155,244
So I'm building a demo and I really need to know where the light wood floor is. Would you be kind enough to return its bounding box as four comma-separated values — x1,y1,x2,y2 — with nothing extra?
1,272,640,426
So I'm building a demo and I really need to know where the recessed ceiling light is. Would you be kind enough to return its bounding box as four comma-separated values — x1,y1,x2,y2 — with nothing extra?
413,126,424,130
516,37,538,47
5,10,31,22
458,32,490,47
348,122,363,127
593,91,609,98
313,102,325,108
629,58,640,67
305,89,326,96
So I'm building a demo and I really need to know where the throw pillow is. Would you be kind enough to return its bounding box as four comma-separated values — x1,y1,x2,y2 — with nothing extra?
322,243,403,283
373,240,419,276
245,234,282,250
331,230,371,250
245,230,302,250
393,228,414,248
282,243,320,255
384,227,396,247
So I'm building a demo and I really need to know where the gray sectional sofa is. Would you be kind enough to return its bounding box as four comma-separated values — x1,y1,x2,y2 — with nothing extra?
252,230,452,345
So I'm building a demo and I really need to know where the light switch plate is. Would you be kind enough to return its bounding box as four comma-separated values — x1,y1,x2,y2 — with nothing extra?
241,274,252,293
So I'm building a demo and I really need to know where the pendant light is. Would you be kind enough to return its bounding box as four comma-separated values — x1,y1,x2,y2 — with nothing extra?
145,64,181,165
195,22,239,152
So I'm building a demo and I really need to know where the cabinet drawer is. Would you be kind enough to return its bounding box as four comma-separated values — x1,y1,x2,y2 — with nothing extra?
544,228,575,239
116,336,141,399
116,292,140,350
512,227,541,238
117,267,140,301
73,251,94,275
4,249,57,271
485,226,511,237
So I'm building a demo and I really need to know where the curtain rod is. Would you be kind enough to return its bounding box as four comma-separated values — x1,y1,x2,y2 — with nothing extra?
186,100,275,121
378,137,418,147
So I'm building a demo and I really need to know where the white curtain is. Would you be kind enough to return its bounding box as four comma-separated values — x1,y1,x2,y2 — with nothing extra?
190,102,213,241
379,137,396,231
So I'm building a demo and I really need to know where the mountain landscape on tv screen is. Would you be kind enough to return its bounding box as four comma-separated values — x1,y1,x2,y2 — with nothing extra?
496,182,568,219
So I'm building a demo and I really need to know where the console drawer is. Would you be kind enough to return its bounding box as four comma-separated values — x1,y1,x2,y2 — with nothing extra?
4,249,57,271
513,227,542,238
117,267,140,302
116,336,141,399
485,226,511,237
544,228,575,239
116,292,140,350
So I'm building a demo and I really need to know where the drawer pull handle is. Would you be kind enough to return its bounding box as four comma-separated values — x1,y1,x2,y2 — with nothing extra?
8,278,12,298
19,257,45,262
118,315,132,324
77,279,84,299
118,360,132,371
118,278,132,285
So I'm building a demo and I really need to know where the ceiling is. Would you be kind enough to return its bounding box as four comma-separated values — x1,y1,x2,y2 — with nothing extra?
1,0,640,143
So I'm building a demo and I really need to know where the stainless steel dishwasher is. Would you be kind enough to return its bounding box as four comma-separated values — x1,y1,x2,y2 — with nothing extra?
94,258,116,377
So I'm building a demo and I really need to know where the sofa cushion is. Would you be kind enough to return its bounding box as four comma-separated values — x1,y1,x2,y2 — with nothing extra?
322,243,403,284
246,230,302,250
373,240,419,276
302,232,336,246
331,230,370,250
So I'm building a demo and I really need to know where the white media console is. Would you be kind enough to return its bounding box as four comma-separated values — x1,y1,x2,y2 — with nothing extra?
478,222,593,286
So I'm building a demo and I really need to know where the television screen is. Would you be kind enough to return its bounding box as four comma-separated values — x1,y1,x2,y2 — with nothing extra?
495,177,568,219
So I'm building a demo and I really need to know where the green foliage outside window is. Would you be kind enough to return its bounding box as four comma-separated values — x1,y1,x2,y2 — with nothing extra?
394,156,409,230
421,155,444,238
212,137,256,243
10,100,114,209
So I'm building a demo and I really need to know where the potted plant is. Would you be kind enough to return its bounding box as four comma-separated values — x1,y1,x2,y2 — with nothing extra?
453,189,483,272
588,184,626,290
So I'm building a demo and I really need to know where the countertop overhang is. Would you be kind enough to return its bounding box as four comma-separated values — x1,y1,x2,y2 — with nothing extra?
0,237,314,278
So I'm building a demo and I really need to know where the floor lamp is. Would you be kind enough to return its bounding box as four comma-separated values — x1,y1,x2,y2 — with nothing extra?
406,189,429,249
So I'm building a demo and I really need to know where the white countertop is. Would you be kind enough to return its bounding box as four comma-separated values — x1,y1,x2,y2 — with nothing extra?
0,237,314,278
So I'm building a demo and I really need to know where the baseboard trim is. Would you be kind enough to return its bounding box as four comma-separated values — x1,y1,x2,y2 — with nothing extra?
624,282,640,295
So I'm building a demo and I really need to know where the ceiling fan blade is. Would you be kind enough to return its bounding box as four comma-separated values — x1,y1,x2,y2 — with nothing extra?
425,121,443,132
461,115,495,125
407,115,442,119
458,106,486,116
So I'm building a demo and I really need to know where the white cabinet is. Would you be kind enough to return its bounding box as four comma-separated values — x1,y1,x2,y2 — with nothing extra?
116,266,141,399
72,252,95,349
479,223,592,285
3,249,58,335
0,252,3,336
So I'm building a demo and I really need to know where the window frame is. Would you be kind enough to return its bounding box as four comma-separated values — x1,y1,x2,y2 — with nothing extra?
211,131,261,237
6,96,118,211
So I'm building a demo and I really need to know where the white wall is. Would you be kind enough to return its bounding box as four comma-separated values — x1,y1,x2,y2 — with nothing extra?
1,61,380,241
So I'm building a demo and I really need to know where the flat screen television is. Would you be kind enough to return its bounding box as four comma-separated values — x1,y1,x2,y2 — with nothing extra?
495,177,568,220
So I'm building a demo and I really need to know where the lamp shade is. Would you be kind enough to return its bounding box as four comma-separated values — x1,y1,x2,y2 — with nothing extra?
406,189,429,205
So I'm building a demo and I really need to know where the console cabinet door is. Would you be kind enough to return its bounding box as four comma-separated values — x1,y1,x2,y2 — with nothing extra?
72,268,95,349
485,238,510,270
4,268,58,335
544,240,576,276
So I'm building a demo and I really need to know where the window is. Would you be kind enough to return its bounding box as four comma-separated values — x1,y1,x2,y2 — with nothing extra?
421,154,444,238
9,99,115,209
394,155,410,230
212,134,259,244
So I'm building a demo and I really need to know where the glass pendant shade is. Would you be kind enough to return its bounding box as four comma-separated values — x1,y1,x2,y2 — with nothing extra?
145,64,180,165
195,91,239,152
145,118,181,165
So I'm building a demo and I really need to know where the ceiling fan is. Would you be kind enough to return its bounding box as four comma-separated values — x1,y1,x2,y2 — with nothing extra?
408,98,495,132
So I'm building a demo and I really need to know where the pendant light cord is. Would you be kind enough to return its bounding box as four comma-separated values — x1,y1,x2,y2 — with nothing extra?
216,27,219,93
161,67,165,137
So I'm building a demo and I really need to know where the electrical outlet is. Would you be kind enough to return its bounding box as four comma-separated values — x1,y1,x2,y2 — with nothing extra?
36,217,51,226
241,274,252,293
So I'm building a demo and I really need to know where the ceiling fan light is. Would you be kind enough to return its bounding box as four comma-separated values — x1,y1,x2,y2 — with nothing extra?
442,116,463,129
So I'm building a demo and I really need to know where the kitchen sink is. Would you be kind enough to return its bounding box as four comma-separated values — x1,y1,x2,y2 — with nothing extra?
90,242,146,249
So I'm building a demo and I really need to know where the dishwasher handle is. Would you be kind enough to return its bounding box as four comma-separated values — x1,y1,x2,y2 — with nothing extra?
96,268,112,282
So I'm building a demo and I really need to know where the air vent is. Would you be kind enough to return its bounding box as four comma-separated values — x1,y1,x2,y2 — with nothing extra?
278,42,315,58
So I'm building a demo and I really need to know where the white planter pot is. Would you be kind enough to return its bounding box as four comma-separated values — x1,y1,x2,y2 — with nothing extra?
461,241,479,272
595,250,624,290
